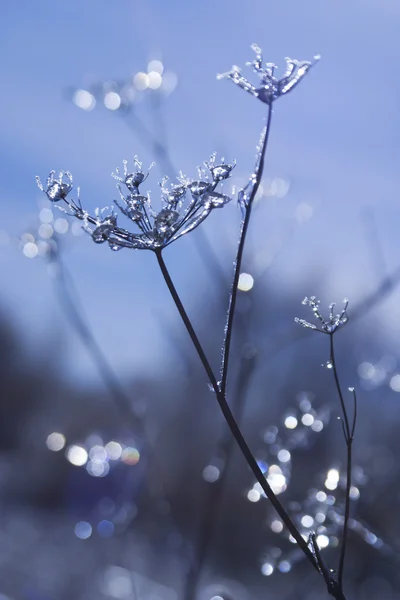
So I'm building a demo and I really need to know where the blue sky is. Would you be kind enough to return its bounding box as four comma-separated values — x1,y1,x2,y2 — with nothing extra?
1,0,400,381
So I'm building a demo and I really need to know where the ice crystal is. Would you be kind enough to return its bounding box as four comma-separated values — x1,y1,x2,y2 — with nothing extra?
36,171,73,202
36,154,234,252
218,43,320,105
295,296,349,334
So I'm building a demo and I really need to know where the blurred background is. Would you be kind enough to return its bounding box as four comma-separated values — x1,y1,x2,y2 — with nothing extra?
1,0,400,598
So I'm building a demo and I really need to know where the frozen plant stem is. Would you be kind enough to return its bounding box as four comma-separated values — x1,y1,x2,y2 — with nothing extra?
297,298,354,597
220,104,272,395
155,248,319,575
329,334,356,588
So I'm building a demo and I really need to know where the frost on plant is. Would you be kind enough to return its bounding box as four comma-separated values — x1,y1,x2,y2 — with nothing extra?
217,43,320,105
295,296,349,334
36,154,235,252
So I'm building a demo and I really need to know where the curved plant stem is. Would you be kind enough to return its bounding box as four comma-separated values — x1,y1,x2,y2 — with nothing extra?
329,334,355,589
155,249,319,574
220,105,273,395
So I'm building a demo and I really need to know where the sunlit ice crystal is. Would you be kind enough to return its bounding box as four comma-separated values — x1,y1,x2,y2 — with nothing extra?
84,208,118,244
160,176,187,207
154,208,180,234
36,152,235,254
36,170,73,202
218,43,320,104
204,153,236,182
296,296,349,334
112,156,155,193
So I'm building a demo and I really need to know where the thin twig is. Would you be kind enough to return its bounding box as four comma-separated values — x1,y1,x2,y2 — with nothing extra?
220,105,273,395
155,249,319,574
329,334,355,589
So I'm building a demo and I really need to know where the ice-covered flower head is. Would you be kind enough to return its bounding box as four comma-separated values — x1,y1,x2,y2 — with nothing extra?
36,153,235,252
217,43,320,105
295,296,349,334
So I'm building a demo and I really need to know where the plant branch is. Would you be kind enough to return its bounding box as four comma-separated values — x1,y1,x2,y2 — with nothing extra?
155,249,320,575
220,105,273,395
329,333,355,589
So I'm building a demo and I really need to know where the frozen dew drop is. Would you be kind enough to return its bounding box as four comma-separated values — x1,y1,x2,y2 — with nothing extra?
210,163,234,182
92,219,116,244
47,181,71,202
154,208,179,234
109,241,123,251
188,181,210,197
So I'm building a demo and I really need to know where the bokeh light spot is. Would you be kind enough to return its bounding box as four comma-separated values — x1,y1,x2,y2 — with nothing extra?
238,273,254,291
46,432,66,451
73,89,96,111
75,521,92,539
66,445,88,466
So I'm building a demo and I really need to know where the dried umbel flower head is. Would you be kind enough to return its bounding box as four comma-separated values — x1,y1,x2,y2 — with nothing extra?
295,296,349,334
36,153,234,252
217,43,320,105
36,171,73,202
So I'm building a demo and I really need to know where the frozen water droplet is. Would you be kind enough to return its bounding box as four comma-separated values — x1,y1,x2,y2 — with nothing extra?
125,172,145,192
48,182,72,202
209,192,231,208
321,361,333,369
109,241,123,251
154,209,179,234
187,181,210,197
207,381,221,393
